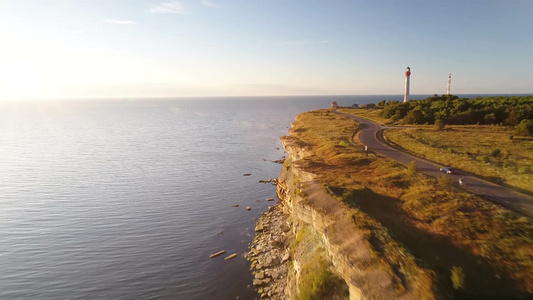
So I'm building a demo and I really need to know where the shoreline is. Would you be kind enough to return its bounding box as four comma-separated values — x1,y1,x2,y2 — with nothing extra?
246,203,292,299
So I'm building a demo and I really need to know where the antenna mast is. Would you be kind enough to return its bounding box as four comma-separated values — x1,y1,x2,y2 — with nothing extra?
446,73,452,95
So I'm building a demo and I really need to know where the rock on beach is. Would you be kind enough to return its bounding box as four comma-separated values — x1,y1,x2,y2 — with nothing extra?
247,205,291,300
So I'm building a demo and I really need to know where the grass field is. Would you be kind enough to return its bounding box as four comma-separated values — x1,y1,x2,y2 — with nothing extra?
285,109,533,298
338,107,533,194
384,125,533,194
337,108,390,125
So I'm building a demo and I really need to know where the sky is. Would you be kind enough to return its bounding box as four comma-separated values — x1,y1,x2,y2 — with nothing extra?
0,0,532,100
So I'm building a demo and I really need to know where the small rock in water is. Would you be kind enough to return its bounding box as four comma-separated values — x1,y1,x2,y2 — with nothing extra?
254,199,260,202
209,250,226,258
266,198,274,201
231,204,239,207
246,206,251,210
243,173,252,176
224,253,238,260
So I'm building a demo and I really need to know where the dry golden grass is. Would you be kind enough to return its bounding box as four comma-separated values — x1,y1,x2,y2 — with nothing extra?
337,108,391,125
384,126,533,194
286,110,533,298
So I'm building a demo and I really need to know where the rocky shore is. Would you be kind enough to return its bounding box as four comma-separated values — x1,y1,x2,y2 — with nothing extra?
246,204,293,299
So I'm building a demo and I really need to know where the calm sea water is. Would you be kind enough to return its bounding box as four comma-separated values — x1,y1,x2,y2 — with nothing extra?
0,94,518,299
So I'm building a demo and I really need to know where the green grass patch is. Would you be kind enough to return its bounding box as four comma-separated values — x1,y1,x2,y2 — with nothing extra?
298,256,349,300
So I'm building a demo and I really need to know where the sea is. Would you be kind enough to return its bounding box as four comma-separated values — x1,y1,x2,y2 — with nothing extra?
0,94,521,299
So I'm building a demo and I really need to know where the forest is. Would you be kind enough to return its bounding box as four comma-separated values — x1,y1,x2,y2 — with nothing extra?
375,95,533,135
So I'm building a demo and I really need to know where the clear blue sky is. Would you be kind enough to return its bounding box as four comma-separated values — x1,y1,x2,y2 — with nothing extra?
0,0,532,99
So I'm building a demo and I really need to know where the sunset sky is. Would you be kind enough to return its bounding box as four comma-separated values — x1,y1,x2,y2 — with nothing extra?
1,0,532,100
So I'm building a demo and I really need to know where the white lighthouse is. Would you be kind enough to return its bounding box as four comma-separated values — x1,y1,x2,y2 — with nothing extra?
403,67,411,103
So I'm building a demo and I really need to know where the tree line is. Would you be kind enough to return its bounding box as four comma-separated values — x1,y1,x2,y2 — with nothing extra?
373,95,533,135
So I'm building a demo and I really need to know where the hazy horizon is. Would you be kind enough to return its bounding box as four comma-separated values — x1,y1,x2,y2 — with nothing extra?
1,0,532,100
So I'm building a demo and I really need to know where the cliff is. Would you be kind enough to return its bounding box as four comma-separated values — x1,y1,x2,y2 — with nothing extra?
274,136,435,300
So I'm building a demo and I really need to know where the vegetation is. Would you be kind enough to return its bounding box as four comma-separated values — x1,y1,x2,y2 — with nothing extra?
377,95,533,130
407,161,418,177
339,95,533,192
384,126,533,194
289,223,349,300
337,107,388,125
451,266,466,290
342,95,533,136
298,257,348,300
437,175,451,188
285,109,533,298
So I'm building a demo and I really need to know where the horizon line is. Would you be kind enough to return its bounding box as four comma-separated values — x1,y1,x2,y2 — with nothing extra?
1,93,532,102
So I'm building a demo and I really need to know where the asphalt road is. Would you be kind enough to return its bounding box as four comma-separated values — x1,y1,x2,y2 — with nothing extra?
335,111,533,217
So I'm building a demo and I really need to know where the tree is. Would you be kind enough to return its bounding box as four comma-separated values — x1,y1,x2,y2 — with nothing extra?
403,108,424,124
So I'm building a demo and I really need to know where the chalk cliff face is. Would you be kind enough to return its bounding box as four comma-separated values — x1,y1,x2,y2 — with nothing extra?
276,135,435,300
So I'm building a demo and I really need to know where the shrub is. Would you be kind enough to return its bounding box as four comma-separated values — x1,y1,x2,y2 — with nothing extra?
451,266,466,290
517,166,531,174
338,140,350,147
435,119,446,131
515,119,533,136
438,175,451,188
491,148,501,158
407,161,418,176
476,155,490,163
299,259,348,300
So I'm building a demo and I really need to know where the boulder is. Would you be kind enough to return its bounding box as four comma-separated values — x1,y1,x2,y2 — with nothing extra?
253,279,263,286
255,271,265,279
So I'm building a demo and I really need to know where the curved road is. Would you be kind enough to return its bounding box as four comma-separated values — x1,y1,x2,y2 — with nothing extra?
335,111,533,217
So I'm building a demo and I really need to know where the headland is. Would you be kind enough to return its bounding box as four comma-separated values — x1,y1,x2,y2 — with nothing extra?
249,97,533,299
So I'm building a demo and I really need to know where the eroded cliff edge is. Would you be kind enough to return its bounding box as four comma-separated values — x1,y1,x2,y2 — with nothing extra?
248,111,436,300
273,136,435,300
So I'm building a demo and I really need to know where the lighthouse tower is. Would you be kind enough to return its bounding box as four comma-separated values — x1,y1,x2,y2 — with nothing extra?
403,67,411,103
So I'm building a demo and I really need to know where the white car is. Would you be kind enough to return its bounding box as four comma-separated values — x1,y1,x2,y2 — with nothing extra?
440,167,458,174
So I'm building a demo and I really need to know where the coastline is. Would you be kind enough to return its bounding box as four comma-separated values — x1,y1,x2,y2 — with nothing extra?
248,108,533,299
246,205,292,299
